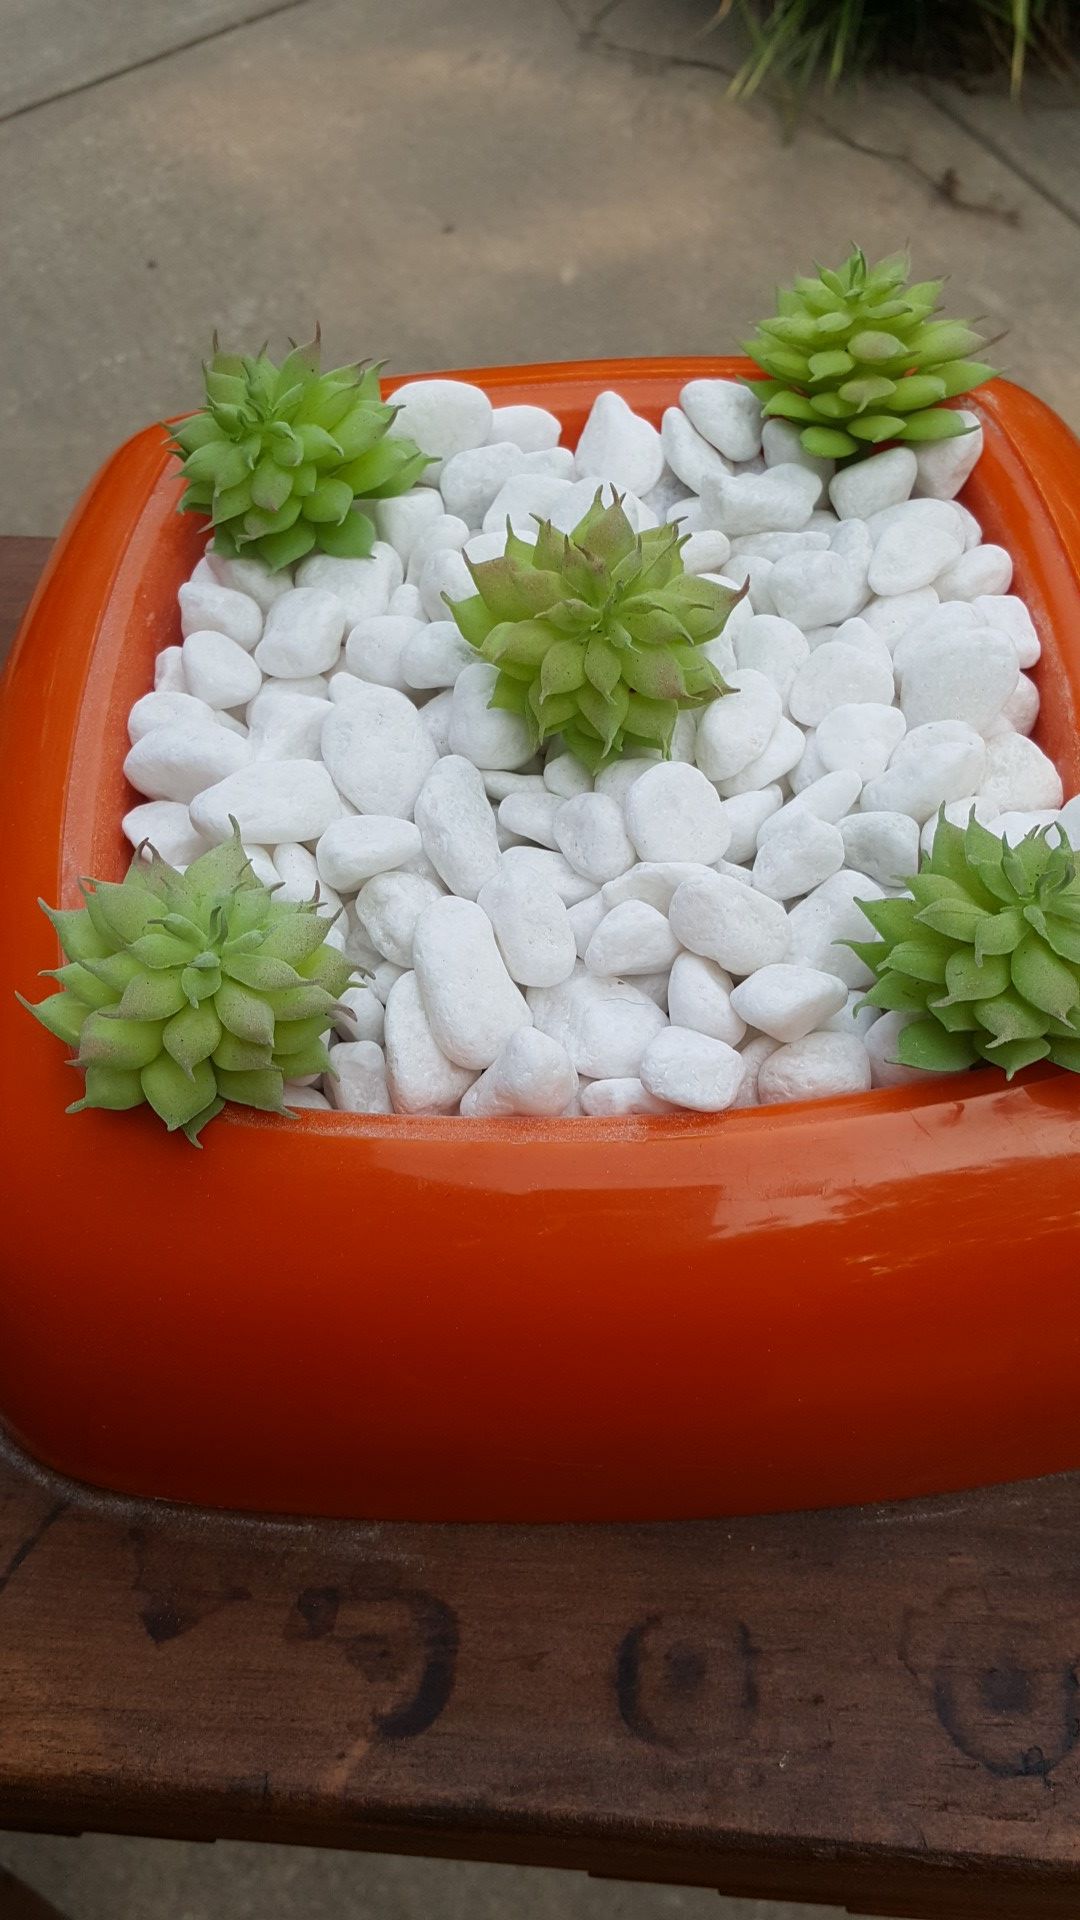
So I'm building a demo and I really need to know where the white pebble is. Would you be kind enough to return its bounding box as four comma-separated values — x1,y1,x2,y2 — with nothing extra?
316,818,421,895
717,716,805,797
666,951,745,1045
296,546,402,624
122,799,211,867
816,702,906,782
327,1040,394,1114
179,630,262,710
669,871,790,976
868,522,962,597
733,614,809,697
990,809,1061,844
680,529,733,575
372,488,448,566
731,1034,780,1108
694,669,782,781
639,1027,745,1112
935,544,1013,602
533,753,588,802
322,683,437,817
623,763,730,865
246,691,328,761
566,891,607,958
389,583,426,620
769,550,864,629
399,620,471,691
839,810,920,888
865,1011,926,1089
178,580,262,651
345,614,423,691
584,900,680,976
528,971,666,1079
579,1077,673,1116
900,628,1017,731
413,896,531,1068
824,991,879,1042
680,379,761,463
979,733,1063,811
414,754,501,899
787,870,884,989
761,417,834,483
355,871,443,967
830,448,917,521
722,786,784,862
272,843,341,919
190,758,341,845
254,588,345,677
660,407,732,495
387,378,493,463
154,645,187,692
334,985,385,1045
758,1031,871,1103
729,963,847,1043
788,643,894,726
600,862,713,914
371,960,406,1004
384,971,477,1114
441,443,572,526
127,690,218,743
972,596,1040,667
207,552,291,613
862,588,940,647
123,722,250,804
574,390,664,496
862,721,987,822
405,516,470,585
489,403,561,452
448,661,535,770
554,792,636,883
499,845,597,906
285,1084,333,1111
459,1027,578,1117
498,789,560,849
752,813,845,901
701,464,822,537
912,412,983,499
890,601,978,677
417,548,472,622
477,868,577,987
998,674,1039,736
759,770,862,835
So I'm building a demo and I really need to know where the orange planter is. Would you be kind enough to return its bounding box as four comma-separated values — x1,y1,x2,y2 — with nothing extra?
3,359,1080,1523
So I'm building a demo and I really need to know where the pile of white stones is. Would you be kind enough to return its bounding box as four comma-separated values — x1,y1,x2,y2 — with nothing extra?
122,375,1078,1117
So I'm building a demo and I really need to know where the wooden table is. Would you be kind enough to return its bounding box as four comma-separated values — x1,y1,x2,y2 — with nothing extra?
2,534,1080,1920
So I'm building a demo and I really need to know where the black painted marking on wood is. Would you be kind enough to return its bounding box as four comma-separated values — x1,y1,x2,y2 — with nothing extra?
374,1590,459,1741
0,1500,66,1601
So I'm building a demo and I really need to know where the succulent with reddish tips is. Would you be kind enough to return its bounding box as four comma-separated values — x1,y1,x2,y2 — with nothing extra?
447,491,740,772
18,827,354,1142
167,333,432,571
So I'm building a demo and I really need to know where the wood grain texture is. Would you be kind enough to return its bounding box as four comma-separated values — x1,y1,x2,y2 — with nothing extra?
2,537,1080,1920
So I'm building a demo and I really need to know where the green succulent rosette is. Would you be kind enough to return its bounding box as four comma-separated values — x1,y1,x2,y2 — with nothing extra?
743,247,997,461
850,812,1080,1080
447,492,739,772
19,827,354,1143
167,333,432,571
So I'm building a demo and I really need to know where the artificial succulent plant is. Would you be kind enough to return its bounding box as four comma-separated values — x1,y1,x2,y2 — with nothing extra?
743,246,997,461
448,492,739,772
167,333,431,571
19,827,354,1143
851,813,1080,1080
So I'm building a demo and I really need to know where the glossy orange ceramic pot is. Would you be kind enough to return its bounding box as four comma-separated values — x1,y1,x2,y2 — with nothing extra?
3,359,1080,1523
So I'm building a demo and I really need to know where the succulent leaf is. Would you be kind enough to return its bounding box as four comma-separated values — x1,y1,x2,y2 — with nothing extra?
447,492,740,771
19,825,355,1144
744,248,997,464
167,335,433,572
853,813,1080,1081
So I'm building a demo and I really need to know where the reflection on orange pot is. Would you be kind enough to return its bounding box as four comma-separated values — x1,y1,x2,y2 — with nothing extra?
2,360,1080,1523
